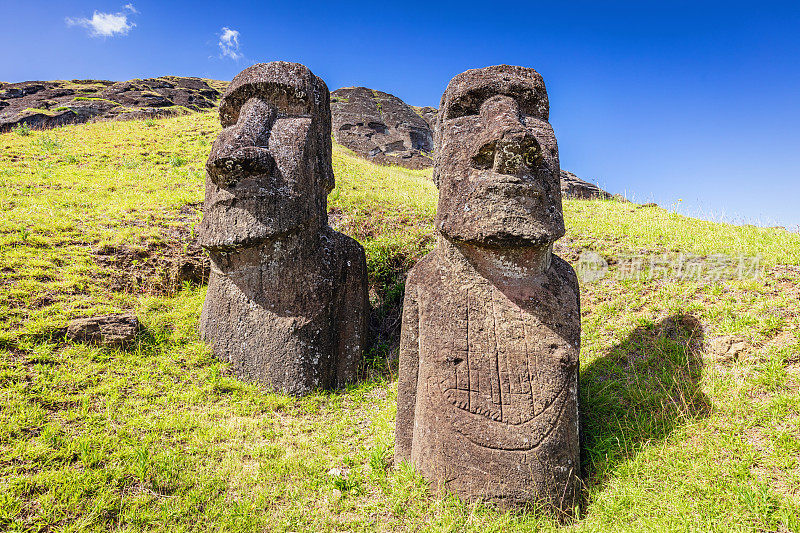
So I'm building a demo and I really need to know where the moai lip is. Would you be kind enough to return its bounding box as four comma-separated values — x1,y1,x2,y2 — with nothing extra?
198,62,368,396
396,65,582,514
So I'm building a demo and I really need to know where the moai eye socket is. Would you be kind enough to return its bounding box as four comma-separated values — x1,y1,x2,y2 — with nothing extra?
448,88,544,121
513,88,545,118
221,82,315,127
444,88,491,120
445,101,480,120
524,145,542,169
471,141,496,170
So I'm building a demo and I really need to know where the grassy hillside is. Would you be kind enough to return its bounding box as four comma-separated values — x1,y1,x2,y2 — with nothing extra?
1,112,798,532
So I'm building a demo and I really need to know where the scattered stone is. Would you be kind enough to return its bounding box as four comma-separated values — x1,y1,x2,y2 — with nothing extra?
709,335,747,362
0,77,225,133
395,65,581,512
331,87,434,169
66,313,138,347
198,62,368,396
327,467,349,478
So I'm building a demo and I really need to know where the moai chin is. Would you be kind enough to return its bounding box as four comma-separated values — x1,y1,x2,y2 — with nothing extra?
395,65,581,513
198,62,368,396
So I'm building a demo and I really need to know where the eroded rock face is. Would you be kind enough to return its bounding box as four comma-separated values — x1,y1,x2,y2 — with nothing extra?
198,62,368,395
331,87,434,169
396,65,581,513
411,105,438,132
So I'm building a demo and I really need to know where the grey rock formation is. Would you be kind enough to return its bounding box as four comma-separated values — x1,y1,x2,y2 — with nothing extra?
0,77,224,132
411,105,438,131
395,65,581,513
331,87,433,169
66,314,139,347
198,62,368,395
560,170,611,199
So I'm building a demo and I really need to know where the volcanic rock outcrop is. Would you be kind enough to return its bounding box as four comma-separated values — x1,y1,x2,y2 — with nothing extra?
331,87,434,169
560,169,611,199
198,62,368,395
0,77,225,132
395,65,582,513
411,105,438,131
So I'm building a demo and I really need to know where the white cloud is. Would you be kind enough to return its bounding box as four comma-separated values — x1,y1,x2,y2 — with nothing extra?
218,27,242,60
66,6,137,38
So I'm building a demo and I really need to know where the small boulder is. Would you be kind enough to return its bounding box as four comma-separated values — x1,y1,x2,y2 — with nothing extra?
66,313,138,347
708,335,747,362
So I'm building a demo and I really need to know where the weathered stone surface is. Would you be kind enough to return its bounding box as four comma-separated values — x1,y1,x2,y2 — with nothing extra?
433,66,562,245
198,62,368,396
396,65,581,513
0,77,225,133
560,169,612,199
331,87,433,169
66,313,138,346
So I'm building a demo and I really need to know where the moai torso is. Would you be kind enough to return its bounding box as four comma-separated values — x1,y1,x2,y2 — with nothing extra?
198,62,367,395
395,65,581,512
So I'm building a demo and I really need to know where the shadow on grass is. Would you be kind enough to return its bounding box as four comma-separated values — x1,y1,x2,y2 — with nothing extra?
357,228,435,381
580,314,710,487
362,278,405,378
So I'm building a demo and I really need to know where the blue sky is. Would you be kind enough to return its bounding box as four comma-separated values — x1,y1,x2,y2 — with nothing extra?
2,1,799,228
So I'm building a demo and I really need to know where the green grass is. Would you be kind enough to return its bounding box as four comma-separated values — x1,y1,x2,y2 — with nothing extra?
72,97,115,102
564,200,800,266
1,112,799,531
11,124,31,137
20,108,74,118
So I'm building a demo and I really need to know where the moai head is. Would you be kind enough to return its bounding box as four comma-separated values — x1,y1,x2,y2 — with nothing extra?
199,62,334,250
434,65,564,246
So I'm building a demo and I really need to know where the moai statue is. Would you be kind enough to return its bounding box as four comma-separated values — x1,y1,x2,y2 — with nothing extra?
198,62,368,396
395,65,581,512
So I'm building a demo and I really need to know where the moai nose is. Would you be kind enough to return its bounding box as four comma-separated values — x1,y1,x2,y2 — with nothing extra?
471,95,543,175
207,98,277,185
481,95,524,135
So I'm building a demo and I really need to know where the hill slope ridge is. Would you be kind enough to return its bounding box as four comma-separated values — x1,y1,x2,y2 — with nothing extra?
0,77,226,132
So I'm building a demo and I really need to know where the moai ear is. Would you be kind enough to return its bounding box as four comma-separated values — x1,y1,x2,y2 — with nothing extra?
320,149,335,193
432,100,444,189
